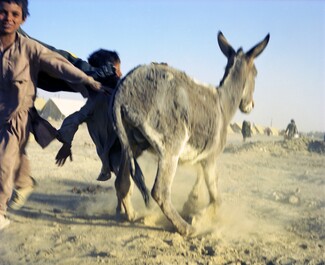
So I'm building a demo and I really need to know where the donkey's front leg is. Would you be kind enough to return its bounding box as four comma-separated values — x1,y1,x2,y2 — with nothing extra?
203,158,222,206
151,156,195,237
191,158,221,226
182,165,205,218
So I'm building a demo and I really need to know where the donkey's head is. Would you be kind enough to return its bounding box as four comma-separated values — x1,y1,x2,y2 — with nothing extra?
218,32,270,113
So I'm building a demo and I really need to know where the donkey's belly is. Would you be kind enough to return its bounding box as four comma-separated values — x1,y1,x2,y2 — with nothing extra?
178,143,209,165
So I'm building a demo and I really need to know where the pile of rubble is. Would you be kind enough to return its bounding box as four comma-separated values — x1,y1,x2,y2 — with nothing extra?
225,137,325,155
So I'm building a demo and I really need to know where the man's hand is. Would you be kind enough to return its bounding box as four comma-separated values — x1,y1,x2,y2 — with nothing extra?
55,143,73,167
86,77,114,95
86,77,102,92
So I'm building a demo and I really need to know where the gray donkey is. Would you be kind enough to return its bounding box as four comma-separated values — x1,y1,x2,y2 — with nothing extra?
112,32,270,236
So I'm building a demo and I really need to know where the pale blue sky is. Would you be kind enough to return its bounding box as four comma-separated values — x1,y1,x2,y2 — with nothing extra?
22,0,324,132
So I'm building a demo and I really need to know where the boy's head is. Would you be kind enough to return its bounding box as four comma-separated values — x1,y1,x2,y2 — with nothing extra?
0,0,29,20
88,49,121,87
88,49,122,78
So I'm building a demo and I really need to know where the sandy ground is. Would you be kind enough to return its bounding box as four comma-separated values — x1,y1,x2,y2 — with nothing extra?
0,123,324,265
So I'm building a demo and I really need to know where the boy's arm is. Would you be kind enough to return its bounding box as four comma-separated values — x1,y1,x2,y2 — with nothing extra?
55,96,99,166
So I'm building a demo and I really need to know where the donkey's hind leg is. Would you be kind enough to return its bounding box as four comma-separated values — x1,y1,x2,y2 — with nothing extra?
115,153,136,221
115,177,135,221
151,155,195,236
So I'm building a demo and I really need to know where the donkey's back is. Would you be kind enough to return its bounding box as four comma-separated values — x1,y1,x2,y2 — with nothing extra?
113,63,222,163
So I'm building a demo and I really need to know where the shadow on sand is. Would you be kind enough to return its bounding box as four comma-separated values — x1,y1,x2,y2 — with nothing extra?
8,178,165,233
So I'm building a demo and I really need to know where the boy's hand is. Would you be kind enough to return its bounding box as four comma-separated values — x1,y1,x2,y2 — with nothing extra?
55,143,73,166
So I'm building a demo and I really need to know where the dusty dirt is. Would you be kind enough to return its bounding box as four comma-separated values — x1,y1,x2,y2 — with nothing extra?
0,124,324,265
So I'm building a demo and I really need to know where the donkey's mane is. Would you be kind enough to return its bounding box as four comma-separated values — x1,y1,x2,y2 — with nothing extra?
219,50,245,87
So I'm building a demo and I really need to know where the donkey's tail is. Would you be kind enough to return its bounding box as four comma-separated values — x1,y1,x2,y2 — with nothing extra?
131,158,150,206
113,103,150,207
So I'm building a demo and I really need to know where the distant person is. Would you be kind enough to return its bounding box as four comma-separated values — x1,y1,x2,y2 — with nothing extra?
0,0,108,230
265,127,272,136
285,119,298,140
241,120,252,142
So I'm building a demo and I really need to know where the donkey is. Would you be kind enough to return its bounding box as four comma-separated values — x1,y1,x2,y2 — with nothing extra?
112,32,270,236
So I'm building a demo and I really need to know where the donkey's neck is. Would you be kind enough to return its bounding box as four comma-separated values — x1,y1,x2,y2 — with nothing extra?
218,57,246,124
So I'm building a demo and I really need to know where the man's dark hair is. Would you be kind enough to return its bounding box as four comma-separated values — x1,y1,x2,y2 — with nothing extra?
1,0,29,20
88,49,120,67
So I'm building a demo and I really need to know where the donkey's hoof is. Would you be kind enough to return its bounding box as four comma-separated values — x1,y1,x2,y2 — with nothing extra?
126,212,137,222
186,225,197,238
178,224,196,237
188,210,204,226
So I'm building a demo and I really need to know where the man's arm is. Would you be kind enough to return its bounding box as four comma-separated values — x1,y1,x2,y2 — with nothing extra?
18,27,118,94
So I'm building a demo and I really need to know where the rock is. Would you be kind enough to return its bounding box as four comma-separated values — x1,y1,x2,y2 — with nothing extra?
273,191,285,201
288,195,299,204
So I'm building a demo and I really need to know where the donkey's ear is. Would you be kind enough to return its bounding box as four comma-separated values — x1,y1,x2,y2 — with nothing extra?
218,31,236,58
246,34,270,59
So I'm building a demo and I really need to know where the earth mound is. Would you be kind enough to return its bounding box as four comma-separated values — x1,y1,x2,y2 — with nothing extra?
225,137,325,155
